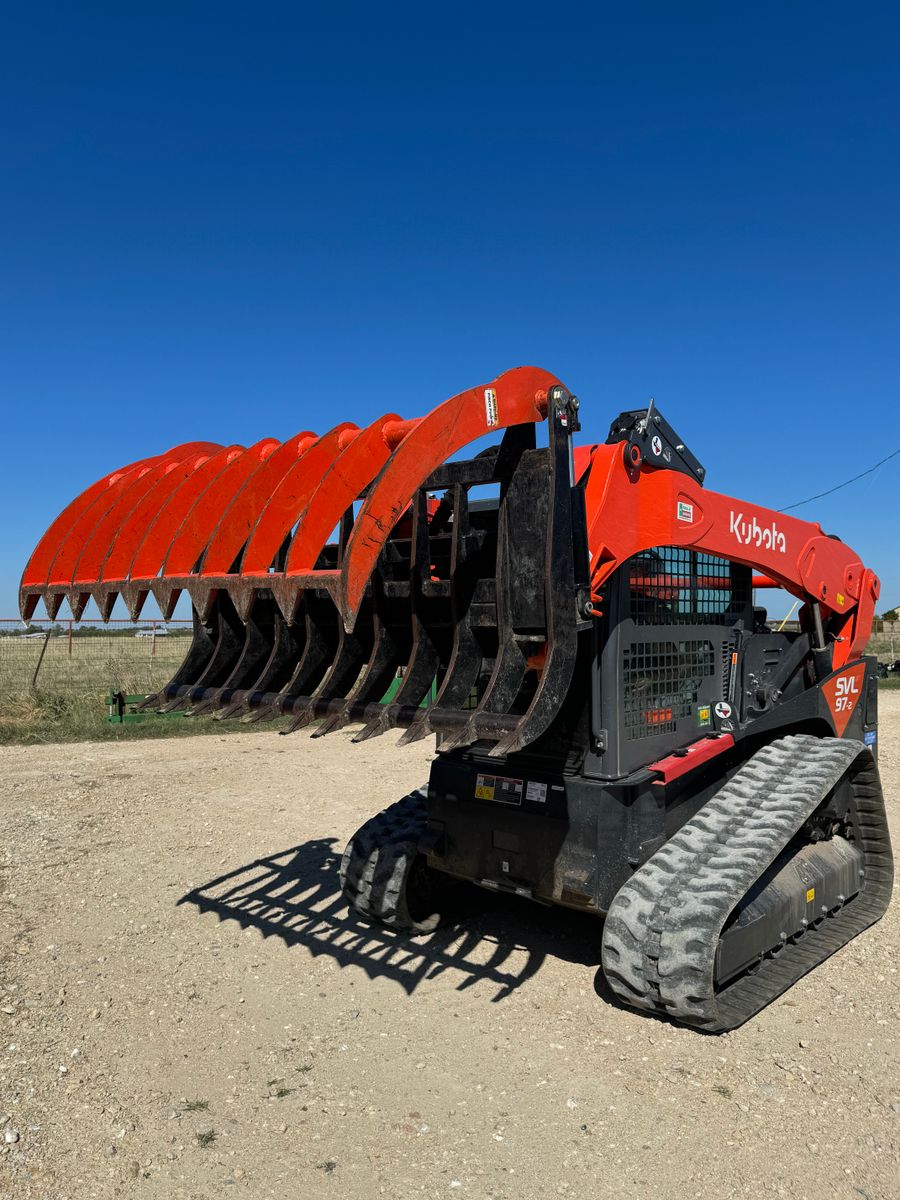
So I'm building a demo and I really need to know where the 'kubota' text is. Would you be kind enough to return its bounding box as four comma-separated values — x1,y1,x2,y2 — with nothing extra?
729,512,787,554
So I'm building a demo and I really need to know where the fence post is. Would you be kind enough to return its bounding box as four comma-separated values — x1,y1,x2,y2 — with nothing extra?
31,630,52,690
68,619,73,657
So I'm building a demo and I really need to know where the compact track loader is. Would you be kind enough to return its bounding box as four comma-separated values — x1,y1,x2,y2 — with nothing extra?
22,367,893,1030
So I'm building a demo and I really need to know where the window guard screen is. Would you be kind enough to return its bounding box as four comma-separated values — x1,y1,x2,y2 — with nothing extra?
628,546,750,626
622,639,716,740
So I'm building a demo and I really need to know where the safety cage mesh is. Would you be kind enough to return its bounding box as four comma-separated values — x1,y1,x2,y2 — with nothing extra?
628,546,750,626
622,639,716,739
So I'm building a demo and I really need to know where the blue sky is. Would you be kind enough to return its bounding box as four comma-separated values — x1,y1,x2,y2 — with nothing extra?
2,4,898,619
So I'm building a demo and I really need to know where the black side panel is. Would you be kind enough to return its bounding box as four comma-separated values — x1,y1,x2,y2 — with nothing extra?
594,546,753,778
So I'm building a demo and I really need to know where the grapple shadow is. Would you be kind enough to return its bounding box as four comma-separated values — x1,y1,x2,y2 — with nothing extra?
178,837,606,1003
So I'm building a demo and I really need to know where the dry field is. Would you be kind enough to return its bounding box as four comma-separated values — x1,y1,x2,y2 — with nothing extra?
0,698,898,1200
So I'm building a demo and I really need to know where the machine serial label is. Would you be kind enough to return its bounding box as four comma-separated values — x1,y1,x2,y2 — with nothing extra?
525,780,548,803
484,388,499,427
474,773,523,804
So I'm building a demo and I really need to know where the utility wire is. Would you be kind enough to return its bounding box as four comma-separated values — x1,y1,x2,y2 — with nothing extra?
778,447,900,513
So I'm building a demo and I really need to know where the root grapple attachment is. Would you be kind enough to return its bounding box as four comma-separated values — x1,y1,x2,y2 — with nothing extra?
21,367,591,755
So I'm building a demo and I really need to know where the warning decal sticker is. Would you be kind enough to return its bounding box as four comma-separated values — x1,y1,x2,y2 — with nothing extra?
821,663,866,737
484,388,499,427
474,774,523,805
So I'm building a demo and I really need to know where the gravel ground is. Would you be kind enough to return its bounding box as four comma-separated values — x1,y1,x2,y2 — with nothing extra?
1,698,898,1200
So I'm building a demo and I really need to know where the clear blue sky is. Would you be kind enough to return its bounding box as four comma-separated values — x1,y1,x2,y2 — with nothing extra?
2,4,898,619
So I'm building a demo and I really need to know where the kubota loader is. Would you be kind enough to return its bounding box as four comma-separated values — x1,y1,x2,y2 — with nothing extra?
21,367,893,1030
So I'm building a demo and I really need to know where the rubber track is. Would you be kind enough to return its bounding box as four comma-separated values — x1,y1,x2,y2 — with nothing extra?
601,735,893,1031
340,787,441,933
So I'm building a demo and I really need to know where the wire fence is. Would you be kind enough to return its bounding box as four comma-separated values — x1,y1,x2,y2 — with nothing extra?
0,616,897,702
0,619,194,697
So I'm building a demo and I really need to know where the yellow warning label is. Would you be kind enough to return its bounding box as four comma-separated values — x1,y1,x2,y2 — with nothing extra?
806,887,815,903
475,783,495,800
836,592,845,607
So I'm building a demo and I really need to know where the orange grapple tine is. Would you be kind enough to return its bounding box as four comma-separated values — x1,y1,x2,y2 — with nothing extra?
40,443,213,620
121,444,247,617
188,430,319,619
94,447,224,613
283,414,409,573
338,366,556,631
70,444,221,620
228,422,359,617
148,438,280,617
20,453,160,619
19,453,156,619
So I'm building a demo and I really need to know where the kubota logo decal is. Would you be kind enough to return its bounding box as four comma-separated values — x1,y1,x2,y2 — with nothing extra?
822,664,866,737
729,511,787,554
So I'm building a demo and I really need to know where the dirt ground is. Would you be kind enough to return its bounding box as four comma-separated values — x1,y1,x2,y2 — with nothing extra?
1,700,898,1200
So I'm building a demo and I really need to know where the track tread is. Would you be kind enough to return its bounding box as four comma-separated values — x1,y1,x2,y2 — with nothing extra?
601,734,893,1031
340,787,444,933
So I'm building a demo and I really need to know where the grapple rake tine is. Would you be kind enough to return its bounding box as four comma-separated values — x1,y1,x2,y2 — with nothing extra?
50,442,219,621
20,450,166,619
148,438,282,619
188,595,283,715
403,425,538,744
70,444,222,621
157,593,247,713
247,593,341,723
217,605,309,719
283,602,376,734
338,367,556,632
32,451,177,619
351,490,445,742
488,402,590,756
310,604,411,737
95,445,236,618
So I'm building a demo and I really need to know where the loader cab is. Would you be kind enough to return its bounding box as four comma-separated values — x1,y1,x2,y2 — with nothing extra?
590,545,754,780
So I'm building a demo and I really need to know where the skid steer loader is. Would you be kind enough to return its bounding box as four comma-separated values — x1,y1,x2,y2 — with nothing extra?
21,366,892,1030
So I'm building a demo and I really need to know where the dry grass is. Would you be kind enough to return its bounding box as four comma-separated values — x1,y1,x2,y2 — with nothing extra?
0,691,258,746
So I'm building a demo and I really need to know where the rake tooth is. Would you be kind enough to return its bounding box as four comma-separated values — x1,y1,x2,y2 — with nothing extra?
396,717,431,745
309,709,351,738
20,592,40,621
94,588,119,622
283,702,317,733
66,592,90,622
44,592,64,620
351,711,392,742
121,586,150,621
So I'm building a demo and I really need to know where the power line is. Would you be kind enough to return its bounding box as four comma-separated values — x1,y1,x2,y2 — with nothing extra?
778,447,900,513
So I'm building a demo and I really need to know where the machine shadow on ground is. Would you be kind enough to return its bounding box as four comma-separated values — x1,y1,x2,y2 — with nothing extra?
178,838,620,1005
